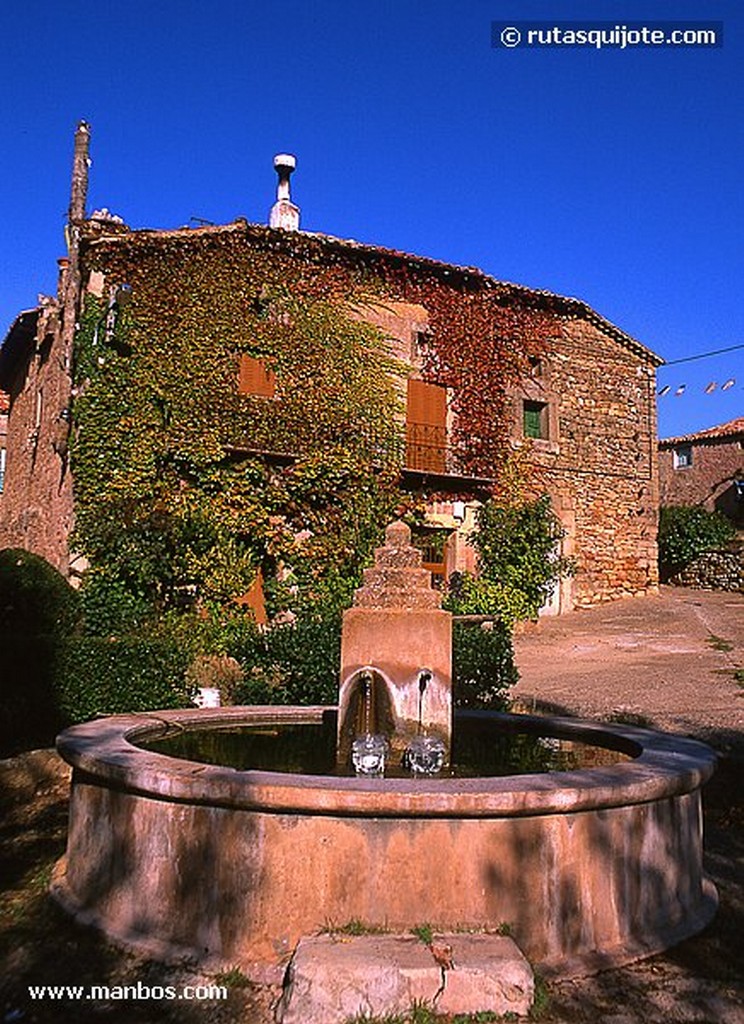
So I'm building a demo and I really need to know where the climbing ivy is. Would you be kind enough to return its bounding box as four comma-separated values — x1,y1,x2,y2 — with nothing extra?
70,226,553,631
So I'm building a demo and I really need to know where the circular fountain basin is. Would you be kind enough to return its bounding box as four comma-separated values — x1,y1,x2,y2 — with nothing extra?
53,706,717,979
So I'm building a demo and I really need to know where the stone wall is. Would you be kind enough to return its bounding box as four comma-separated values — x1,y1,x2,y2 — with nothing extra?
514,318,660,608
668,544,744,593
0,301,74,576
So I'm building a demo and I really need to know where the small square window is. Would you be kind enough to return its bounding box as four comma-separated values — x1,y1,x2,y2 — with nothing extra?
411,330,431,363
523,400,548,440
238,354,276,398
673,445,693,469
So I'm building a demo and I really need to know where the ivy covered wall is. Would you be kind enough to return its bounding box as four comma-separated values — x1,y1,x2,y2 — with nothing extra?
71,221,554,622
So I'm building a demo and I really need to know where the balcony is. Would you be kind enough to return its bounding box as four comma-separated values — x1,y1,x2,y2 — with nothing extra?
224,422,495,495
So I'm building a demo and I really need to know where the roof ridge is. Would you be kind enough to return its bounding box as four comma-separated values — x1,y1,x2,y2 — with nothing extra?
82,219,663,366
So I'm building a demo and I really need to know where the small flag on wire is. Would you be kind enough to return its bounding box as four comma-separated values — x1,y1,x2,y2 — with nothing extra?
722,378,736,391
658,385,671,397
675,384,686,396
704,382,717,394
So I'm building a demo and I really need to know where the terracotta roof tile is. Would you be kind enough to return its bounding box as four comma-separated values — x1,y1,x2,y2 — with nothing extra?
660,416,744,447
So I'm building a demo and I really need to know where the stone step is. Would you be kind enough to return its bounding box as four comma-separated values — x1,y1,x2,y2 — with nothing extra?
276,932,534,1023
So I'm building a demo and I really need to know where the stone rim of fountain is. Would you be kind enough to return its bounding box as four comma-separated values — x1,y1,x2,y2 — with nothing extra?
57,705,717,818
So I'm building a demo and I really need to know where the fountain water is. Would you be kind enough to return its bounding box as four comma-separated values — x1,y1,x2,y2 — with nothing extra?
52,520,718,981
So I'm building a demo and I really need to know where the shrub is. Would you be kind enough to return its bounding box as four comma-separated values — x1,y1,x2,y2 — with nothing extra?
0,549,81,753
54,637,192,724
465,495,573,622
452,620,517,709
658,505,736,578
0,548,80,636
232,608,342,706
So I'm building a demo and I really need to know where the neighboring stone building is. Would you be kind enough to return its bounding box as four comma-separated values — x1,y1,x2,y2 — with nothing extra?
659,417,744,526
0,302,74,576
0,390,8,498
0,124,662,611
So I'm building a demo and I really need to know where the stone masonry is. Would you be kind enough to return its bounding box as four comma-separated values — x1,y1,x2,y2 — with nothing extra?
512,316,660,609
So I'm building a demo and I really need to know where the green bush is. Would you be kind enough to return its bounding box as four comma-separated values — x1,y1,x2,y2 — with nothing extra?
0,634,63,754
0,549,82,753
658,505,736,578
452,620,517,709
462,495,573,622
0,548,80,636
229,609,516,712
232,608,342,706
54,637,192,723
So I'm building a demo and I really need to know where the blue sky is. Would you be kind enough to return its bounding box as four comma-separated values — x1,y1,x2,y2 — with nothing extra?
1,0,741,439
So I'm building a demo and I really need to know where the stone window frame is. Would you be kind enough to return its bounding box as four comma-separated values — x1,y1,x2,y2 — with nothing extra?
673,444,693,470
511,392,560,454
509,351,560,454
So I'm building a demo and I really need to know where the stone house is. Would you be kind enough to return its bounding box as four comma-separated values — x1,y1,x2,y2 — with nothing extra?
659,417,744,526
0,124,662,613
0,390,8,497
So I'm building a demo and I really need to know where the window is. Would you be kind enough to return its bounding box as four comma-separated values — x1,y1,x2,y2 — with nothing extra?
238,354,276,398
523,400,548,440
411,528,450,588
406,379,447,472
0,447,5,493
410,330,432,363
673,444,693,469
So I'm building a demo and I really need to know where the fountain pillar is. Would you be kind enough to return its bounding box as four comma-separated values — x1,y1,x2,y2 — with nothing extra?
338,520,453,765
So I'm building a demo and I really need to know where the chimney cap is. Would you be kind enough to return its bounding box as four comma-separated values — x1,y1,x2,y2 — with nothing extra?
273,153,296,173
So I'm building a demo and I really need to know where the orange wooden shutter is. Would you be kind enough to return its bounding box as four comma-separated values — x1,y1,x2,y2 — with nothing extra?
235,569,267,625
238,354,276,398
406,379,447,472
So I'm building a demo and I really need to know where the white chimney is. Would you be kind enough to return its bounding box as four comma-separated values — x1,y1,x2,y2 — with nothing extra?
269,153,300,231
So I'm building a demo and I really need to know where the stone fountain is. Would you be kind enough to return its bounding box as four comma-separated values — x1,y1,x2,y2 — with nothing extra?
338,520,451,774
52,519,718,984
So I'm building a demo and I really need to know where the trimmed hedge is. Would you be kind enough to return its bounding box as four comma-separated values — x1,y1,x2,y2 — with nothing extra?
0,546,519,754
0,548,81,636
232,612,518,711
54,637,192,723
232,611,343,706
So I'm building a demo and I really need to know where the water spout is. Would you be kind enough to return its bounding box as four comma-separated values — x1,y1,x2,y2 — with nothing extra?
417,669,432,735
347,667,389,776
403,668,445,774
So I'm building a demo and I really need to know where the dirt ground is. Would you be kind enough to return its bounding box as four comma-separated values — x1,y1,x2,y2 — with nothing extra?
1,586,742,1024
513,586,744,751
